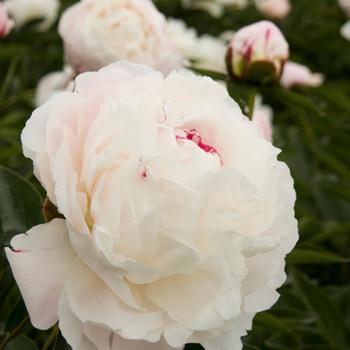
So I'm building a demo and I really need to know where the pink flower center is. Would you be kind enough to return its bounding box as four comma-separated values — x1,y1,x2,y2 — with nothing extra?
176,129,223,165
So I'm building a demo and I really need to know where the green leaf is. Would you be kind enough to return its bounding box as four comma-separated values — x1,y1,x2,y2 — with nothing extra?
291,270,350,346
0,165,43,247
243,345,262,350
4,335,38,350
254,312,299,341
287,249,349,264
264,86,322,116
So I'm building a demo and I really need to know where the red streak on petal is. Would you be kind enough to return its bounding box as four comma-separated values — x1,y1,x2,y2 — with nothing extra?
240,38,255,63
141,168,148,178
177,129,223,165
264,28,271,49
11,248,25,253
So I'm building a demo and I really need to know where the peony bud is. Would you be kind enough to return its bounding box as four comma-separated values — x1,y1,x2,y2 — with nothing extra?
226,21,289,83
255,0,291,20
280,61,324,89
0,3,14,38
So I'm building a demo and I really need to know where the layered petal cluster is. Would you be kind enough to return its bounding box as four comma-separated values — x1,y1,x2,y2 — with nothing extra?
7,62,298,350
226,21,289,82
4,0,59,30
0,2,14,38
59,0,182,75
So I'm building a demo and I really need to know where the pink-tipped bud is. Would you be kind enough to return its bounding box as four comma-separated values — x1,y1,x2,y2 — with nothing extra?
226,20,289,83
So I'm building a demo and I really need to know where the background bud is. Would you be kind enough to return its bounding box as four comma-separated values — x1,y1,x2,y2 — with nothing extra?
226,21,289,83
255,0,291,20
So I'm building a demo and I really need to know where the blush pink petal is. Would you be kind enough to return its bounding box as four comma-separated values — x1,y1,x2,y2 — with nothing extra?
5,219,75,329
281,61,324,88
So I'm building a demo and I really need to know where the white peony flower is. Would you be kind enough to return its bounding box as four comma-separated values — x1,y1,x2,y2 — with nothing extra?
252,95,273,142
58,0,183,75
0,2,14,37
341,20,350,41
166,19,227,73
7,62,298,350
4,0,59,30
226,21,289,82
35,66,75,106
280,61,324,89
255,0,291,19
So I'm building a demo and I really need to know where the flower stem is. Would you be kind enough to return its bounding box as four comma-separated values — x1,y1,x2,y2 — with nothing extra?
247,89,257,120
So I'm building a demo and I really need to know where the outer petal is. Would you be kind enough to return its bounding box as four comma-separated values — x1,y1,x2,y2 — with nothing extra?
111,334,181,350
59,292,181,350
64,260,164,340
58,293,98,350
5,219,76,329
202,333,243,350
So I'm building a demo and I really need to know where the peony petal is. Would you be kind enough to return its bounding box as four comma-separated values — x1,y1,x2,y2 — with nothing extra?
111,333,181,350
201,329,247,350
65,260,163,338
5,219,75,329
58,293,98,350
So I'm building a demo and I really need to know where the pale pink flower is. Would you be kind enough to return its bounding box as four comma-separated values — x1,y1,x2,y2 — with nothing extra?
280,61,324,89
7,62,297,350
59,0,182,75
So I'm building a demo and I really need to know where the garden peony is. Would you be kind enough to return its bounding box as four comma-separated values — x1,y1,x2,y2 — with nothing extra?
0,2,14,38
226,21,289,82
59,0,182,75
6,62,298,350
280,61,324,89
255,0,291,19
4,0,59,30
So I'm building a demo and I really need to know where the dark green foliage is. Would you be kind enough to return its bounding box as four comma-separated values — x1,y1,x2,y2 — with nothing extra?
0,0,349,349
